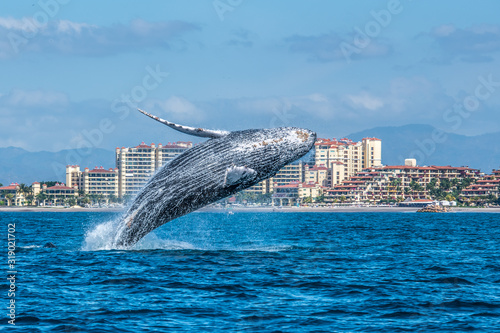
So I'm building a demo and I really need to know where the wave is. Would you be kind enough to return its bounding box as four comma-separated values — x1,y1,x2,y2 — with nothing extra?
430,277,475,285
434,299,500,309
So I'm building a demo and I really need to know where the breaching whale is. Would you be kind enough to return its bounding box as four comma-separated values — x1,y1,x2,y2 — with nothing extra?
113,109,316,247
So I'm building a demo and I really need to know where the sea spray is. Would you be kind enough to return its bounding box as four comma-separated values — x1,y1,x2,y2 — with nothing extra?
82,218,122,251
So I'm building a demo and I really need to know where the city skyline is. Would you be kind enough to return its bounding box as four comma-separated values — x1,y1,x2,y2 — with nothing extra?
1,1,500,154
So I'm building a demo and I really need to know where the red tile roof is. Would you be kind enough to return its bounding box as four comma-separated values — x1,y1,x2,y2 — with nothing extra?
135,142,153,149
46,183,75,190
88,167,115,173
0,184,19,190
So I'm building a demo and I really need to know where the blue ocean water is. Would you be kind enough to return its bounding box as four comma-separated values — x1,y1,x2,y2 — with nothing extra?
2,211,500,332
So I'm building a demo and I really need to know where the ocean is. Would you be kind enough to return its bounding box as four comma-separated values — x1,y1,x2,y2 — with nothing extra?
2,211,500,332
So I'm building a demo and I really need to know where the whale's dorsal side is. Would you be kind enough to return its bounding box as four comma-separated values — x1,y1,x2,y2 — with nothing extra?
138,108,230,139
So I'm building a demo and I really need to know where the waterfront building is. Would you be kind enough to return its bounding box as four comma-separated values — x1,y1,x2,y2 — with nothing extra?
243,161,306,195
64,141,193,199
325,161,480,203
116,141,193,197
272,181,300,206
244,179,271,194
314,137,382,186
42,183,77,205
270,161,305,187
305,165,329,187
0,183,25,206
298,182,326,202
460,169,500,200
66,165,119,198
81,167,119,197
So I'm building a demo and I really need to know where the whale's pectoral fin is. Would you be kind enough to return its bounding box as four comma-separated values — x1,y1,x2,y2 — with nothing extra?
223,165,258,187
138,108,230,139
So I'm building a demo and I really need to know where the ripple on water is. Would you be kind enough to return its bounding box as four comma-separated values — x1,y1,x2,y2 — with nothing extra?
8,211,500,332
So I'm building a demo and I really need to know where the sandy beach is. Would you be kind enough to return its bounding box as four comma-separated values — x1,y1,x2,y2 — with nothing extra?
1,206,500,213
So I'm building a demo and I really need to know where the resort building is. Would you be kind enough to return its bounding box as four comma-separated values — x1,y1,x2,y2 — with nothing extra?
81,167,119,197
66,165,119,198
270,161,306,188
299,182,327,201
305,165,329,187
116,141,193,197
64,141,193,199
460,169,500,200
244,179,272,195
314,137,382,186
243,161,306,195
0,183,26,206
42,183,77,205
272,181,300,206
325,161,481,203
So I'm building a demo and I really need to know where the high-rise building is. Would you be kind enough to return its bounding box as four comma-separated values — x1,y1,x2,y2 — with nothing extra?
66,141,193,198
270,161,305,187
314,137,382,186
116,141,193,197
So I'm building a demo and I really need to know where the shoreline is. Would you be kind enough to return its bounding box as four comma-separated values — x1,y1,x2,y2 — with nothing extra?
1,206,500,213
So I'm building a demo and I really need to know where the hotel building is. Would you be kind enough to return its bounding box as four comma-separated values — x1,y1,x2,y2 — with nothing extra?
66,166,119,198
0,183,26,206
315,137,382,186
244,161,306,195
65,141,193,198
42,183,77,205
115,141,193,197
460,169,500,200
325,161,481,203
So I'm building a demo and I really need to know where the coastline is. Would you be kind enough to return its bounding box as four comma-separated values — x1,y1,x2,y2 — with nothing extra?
1,206,500,213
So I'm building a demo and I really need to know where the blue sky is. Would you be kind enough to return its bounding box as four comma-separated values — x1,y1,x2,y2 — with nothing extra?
1,0,500,152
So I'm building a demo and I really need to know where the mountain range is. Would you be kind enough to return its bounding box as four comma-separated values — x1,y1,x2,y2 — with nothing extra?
348,124,500,172
0,147,113,185
0,124,499,185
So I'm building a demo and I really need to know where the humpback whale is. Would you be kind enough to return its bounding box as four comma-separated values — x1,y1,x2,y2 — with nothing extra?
113,109,316,247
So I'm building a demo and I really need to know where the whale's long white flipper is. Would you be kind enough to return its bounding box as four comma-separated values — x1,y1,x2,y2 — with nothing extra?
138,108,229,139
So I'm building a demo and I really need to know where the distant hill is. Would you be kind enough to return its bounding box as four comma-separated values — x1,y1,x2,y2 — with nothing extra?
347,124,500,173
0,147,114,185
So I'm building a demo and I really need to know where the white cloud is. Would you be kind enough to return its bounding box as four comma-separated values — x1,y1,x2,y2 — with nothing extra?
154,96,205,121
0,17,34,31
5,89,68,108
346,92,384,111
56,20,94,34
0,17,200,58
432,24,456,37
428,24,500,63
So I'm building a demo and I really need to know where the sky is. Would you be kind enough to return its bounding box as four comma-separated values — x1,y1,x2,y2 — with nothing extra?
1,0,500,153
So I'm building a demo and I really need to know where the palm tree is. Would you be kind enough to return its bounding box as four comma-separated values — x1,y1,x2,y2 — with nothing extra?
19,183,32,206
26,193,34,206
5,193,14,206
36,192,48,206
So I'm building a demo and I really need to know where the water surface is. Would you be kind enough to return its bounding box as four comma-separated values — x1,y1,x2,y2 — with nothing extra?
2,212,499,332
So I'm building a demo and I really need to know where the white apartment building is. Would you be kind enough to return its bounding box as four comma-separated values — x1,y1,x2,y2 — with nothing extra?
116,141,193,197
315,137,382,186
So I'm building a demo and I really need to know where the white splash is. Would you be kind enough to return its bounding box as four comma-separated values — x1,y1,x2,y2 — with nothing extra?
81,219,121,251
